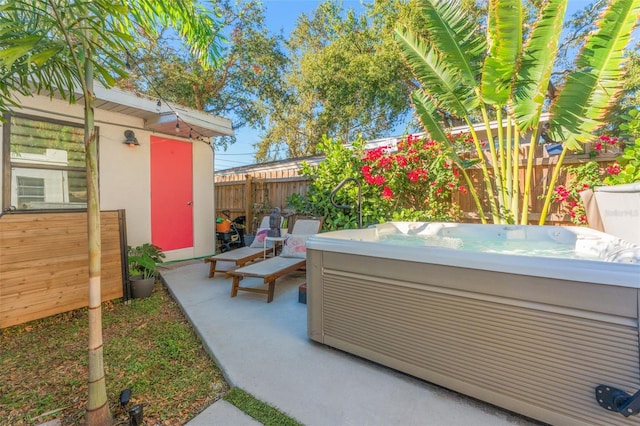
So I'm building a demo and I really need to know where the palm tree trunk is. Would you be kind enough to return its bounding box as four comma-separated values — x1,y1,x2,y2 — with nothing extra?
538,145,569,225
83,35,112,426
510,120,520,222
520,121,541,224
464,118,500,223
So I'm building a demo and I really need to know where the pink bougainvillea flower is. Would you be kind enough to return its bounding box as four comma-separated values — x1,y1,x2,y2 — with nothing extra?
372,175,385,186
422,140,438,150
382,186,394,199
553,185,570,203
364,146,388,162
407,169,421,182
599,135,619,146
379,156,394,170
395,155,408,167
594,142,603,152
606,163,621,175
407,168,428,182
459,185,468,194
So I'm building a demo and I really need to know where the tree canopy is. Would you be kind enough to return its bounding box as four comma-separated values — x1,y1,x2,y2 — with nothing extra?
254,1,415,160
118,0,289,150
114,0,639,166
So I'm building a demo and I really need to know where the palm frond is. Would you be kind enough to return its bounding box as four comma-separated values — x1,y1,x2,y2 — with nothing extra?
394,27,478,117
513,0,567,130
411,90,450,144
417,0,485,87
549,0,640,150
481,0,522,105
411,90,470,168
122,0,225,69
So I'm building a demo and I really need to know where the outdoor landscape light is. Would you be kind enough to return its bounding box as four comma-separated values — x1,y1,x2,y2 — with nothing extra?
119,388,131,407
123,130,139,147
128,404,144,425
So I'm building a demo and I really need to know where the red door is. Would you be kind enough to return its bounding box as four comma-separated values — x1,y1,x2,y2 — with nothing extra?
150,136,193,251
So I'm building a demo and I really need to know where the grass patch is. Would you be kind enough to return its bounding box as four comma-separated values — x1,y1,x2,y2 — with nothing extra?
0,282,228,425
224,387,303,426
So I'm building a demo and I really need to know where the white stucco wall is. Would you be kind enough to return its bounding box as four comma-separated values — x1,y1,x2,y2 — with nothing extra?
2,94,215,261
192,141,216,258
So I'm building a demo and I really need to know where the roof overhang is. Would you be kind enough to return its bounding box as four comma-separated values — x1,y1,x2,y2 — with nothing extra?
87,84,234,138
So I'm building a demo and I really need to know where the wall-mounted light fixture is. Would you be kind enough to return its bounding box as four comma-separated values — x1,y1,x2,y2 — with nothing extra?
123,130,139,147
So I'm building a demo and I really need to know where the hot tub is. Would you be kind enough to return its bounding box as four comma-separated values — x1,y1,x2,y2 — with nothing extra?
306,222,640,426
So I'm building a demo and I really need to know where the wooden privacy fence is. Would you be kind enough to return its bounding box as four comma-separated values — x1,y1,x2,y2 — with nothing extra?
0,210,126,328
215,148,619,228
216,169,312,232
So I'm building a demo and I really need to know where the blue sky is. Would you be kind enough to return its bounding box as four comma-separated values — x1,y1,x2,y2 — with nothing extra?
213,0,607,171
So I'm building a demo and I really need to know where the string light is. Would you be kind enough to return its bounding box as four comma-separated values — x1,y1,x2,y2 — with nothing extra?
125,49,216,145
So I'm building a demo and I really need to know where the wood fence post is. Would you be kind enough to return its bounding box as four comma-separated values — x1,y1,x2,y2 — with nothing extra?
245,174,253,231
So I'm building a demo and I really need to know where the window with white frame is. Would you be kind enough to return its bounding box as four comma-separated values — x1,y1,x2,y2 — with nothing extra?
16,176,45,206
4,114,91,210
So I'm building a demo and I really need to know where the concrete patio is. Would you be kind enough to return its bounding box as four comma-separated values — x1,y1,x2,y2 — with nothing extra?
160,260,540,426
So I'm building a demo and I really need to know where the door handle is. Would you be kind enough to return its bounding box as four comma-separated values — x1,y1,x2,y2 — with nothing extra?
187,201,193,206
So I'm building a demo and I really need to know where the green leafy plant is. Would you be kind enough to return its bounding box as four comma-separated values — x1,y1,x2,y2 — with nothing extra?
606,109,640,185
288,135,385,230
552,162,605,225
128,243,165,280
288,133,467,229
394,0,638,225
360,133,463,222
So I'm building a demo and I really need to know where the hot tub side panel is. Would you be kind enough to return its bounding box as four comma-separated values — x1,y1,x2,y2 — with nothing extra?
307,249,640,426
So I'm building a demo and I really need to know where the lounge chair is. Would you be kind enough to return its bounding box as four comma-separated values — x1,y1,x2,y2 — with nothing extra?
228,216,323,302
205,215,283,277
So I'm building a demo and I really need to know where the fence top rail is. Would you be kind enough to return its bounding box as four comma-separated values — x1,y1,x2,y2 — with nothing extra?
215,176,310,185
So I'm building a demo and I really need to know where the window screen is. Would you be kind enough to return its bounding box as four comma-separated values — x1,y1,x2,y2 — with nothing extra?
8,115,89,210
